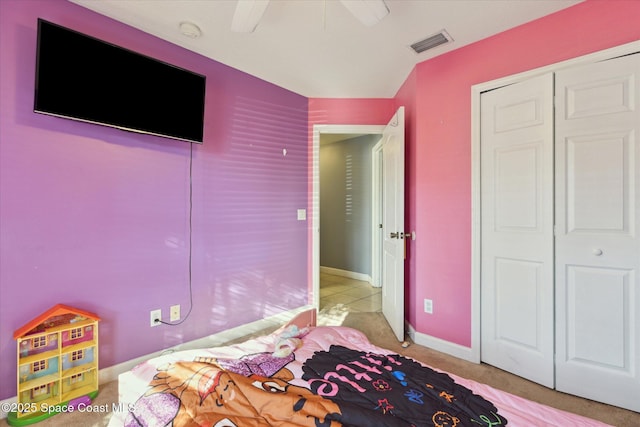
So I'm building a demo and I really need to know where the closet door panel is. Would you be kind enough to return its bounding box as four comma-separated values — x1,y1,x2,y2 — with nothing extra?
565,266,630,367
555,53,640,412
566,134,628,232
480,73,555,388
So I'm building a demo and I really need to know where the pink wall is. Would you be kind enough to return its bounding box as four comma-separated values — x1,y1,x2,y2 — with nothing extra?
308,98,397,126
307,1,640,350
0,0,308,400
408,0,640,346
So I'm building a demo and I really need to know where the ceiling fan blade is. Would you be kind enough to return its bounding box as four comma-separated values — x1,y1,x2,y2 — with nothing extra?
231,0,270,33
339,0,389,26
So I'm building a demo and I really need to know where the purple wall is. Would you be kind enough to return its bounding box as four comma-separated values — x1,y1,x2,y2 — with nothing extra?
0,0,309,399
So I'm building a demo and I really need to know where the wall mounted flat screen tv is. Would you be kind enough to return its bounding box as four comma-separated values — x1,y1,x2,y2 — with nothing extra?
34,19,206,143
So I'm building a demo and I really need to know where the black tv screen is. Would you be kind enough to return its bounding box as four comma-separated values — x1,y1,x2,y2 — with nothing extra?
34,19,206,143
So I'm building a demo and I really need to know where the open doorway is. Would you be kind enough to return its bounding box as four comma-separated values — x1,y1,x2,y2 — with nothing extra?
312,108,406,339
311,125,385,316
319,133,381,314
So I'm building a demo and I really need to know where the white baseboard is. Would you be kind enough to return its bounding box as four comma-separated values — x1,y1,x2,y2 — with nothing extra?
320,266,373,284
1,305,313,420
406,322,478,363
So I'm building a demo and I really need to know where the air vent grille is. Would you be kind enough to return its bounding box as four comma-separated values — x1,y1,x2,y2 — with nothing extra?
410,30,452,54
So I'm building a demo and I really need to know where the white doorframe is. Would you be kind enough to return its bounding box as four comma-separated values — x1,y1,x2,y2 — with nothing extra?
371,139,384,288
470,40,640,363
311,125,385,310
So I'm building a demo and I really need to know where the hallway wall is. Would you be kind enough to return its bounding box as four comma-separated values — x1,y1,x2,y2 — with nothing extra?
320,135,378,277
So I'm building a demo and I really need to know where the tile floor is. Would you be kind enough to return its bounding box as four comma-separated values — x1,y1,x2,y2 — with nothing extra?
319,272,381,312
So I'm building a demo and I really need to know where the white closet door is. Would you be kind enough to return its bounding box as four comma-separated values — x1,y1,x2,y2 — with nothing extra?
480,73,555,387
555,53,640,412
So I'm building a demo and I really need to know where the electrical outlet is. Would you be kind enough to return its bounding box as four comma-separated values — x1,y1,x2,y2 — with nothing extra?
150,309,161,327
170,304,181,322
424,299,433,314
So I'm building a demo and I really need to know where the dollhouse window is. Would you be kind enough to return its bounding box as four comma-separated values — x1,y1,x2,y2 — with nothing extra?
31,360,47,373
32,336,47,348
70,373,84,384
70,327,84,340
31,384,49,398
71,350,84,361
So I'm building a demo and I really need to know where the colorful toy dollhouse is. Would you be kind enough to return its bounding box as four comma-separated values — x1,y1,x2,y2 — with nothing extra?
8,304,100,426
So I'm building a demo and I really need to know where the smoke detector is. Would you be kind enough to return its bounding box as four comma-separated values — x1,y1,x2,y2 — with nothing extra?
179,21,202,39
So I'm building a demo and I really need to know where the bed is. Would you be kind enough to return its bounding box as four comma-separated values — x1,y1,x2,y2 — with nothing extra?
108,309,611,427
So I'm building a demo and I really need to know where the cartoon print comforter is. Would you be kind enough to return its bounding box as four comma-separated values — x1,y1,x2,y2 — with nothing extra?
109,326,613,427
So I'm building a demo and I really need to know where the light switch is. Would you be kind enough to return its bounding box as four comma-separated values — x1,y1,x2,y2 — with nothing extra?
297,209,306,220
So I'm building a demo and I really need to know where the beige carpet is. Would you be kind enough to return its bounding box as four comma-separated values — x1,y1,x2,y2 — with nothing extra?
2,310,639,427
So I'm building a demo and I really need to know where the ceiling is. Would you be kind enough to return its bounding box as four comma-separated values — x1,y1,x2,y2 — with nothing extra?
69,0,582,98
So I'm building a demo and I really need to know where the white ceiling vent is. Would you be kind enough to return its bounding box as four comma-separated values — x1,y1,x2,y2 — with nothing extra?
410,30,453,54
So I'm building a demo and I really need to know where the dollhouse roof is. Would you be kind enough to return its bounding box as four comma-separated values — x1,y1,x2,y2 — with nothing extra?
13,303,100,339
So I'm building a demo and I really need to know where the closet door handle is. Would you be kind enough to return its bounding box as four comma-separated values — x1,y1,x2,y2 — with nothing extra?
592,248,603,256
390,232,400,239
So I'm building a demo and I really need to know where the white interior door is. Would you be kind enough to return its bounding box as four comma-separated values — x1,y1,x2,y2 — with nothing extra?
480,74,555,387
555,53,640,412
382,107,405,342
